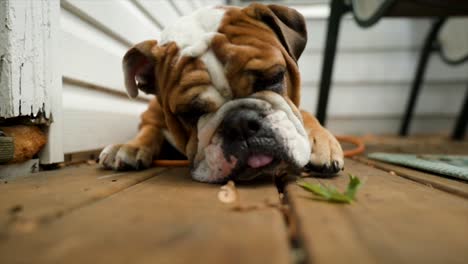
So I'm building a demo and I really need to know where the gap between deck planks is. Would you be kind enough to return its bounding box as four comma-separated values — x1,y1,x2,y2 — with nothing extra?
0,166,290,264
287,158,468,264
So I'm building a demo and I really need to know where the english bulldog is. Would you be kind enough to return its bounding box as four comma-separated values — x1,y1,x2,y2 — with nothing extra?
99,3,344,183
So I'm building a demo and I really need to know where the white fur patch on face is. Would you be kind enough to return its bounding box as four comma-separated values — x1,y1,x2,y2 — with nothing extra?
200,51,232,99
263,111,310,168
192,136,238,183
160,7,232,101
160,7,225,56
191,93,311,183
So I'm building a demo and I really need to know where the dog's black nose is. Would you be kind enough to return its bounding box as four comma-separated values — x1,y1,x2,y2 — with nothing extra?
221,108,262,140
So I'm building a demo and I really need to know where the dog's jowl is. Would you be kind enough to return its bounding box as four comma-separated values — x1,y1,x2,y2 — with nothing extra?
99,3,344,183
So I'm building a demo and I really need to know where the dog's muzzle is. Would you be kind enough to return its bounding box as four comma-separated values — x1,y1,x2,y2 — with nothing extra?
219,108,289,180
191,92,311,183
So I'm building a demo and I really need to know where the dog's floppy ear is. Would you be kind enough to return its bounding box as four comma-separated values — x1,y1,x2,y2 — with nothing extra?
253,4,307,61
123,40,158,98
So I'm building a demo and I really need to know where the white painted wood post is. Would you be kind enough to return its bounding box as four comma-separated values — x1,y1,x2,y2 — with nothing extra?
0,0,63,164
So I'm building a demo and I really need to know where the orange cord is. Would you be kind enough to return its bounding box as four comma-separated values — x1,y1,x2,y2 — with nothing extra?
153,159,190,167
153,135,365,167
336,135,366,157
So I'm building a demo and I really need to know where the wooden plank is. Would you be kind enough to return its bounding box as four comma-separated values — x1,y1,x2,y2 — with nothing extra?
287,159,468,264
0,165,166,236
355,156,468,199
64,149,102,164
0,159,39,180
63,0,161,45
0,168,290,264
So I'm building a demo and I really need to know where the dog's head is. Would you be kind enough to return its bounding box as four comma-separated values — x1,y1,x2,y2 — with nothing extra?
123,3,310,183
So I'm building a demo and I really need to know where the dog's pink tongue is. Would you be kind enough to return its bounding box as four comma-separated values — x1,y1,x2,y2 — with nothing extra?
247,154,273,169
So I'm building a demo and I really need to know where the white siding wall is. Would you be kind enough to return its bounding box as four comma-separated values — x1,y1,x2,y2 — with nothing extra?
299,17,468,135
60,0,467,154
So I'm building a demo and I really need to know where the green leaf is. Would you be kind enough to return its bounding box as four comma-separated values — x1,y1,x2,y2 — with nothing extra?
297,174,363,204
345,174,362,200
297,181,332,199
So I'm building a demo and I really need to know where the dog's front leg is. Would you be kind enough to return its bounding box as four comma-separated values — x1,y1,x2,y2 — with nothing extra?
99,98,165,170
301,110,344,175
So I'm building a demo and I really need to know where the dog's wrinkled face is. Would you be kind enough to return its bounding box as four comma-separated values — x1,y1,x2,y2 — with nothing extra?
192,92,310,182
123,4,310,182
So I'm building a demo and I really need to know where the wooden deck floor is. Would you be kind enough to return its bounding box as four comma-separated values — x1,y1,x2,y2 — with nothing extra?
1,136,468,264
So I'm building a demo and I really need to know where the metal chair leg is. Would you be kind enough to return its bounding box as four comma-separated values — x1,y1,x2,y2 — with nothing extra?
316,0,349,126
452,85,468,140
399,18,446,136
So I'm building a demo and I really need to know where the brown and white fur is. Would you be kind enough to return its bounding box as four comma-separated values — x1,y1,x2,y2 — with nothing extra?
99,3,344,183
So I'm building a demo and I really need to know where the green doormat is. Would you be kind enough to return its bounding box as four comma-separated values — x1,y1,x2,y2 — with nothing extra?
368,153,468,181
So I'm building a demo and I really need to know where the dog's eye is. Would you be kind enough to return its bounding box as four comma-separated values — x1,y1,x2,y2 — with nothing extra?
253,70,285,93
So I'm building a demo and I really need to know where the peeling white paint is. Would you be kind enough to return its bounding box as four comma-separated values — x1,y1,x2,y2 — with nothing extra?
0,0,59,118
0,0,63,164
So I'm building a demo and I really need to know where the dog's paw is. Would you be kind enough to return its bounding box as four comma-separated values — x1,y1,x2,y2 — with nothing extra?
304,129,344,176
99,144,153,171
